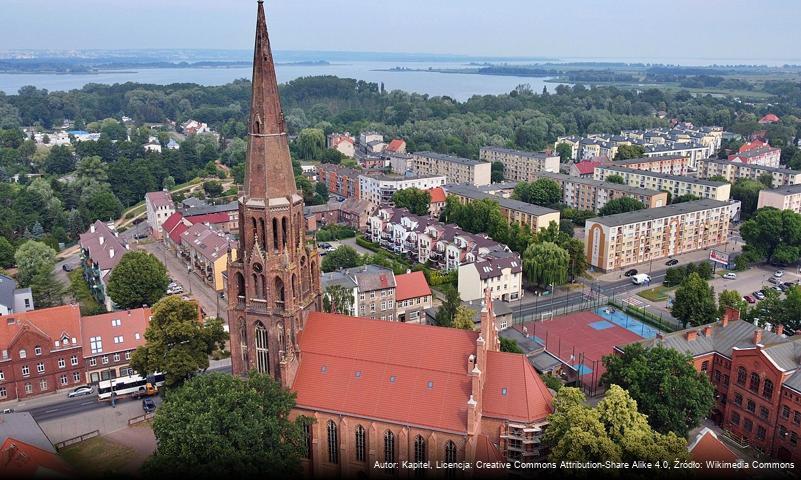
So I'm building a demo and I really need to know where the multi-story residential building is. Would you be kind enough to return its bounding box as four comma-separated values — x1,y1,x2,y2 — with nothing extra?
0,305,84,401
643,144,709,166
180,223,238,292
385,138,406,154
391,271,432,324
757,184,801,214
728,146,782,168
458,252,523,302
428,186,447,217
304,198,374,232
554,135,581,161
531,172,669,211
79,221,130,311
444,184,561,231
358,131,384,147
594,166,731,201
410,152,492,186
697,158,801,188
0,274,33,316
316,164,362,199
385,151,414,174
321,265,397,321
80,308,151,383
145,191,175,240
569,158,608,178
478,146,560,182
612,155,689,176
585,199,731,272
181,200,240,234
326,132,356,158
358,173,446,207
630,307,801,463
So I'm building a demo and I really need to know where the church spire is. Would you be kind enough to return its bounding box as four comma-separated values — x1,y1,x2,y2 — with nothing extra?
244,0,297,201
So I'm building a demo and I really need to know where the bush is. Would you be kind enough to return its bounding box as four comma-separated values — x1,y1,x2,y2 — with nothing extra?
540,373,563,392
355,235,381,252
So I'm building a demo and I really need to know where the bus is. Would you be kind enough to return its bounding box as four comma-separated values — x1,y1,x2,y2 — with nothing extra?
97,373,166,400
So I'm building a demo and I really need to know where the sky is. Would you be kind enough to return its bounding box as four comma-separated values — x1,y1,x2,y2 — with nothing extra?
3,0,801,63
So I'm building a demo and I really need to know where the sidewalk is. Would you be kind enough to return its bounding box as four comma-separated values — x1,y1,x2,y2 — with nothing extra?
39,399,152,444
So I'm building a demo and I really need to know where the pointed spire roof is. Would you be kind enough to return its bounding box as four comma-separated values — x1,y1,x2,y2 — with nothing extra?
244,0,298,201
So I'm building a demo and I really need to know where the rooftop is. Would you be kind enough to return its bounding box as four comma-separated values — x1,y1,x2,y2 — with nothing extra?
762,184,801,196
536,172,664,196
587,199,731,227
181,201,238,217
145,191,174,209
180,223,233,261
700,157,801,174
79,221,129,271
728,146,781,159
480,146,557,160
394,271,431,301
613,155,687,165
80,307,151,356
598,165,727,187
0,304,82,351
445,184,559,217
414,151,484,167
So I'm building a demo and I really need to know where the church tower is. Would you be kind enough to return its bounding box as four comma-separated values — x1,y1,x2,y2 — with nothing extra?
227,0,321,385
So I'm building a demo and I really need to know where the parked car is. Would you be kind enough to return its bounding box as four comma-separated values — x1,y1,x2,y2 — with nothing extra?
1,408,14,414
624,269,638,277
68,386,94,398
665,259,679,266
753,291,765,300
768,277,780,285
773,286,783,293
142,398,156,413
744,295,756,304
778,283,789,292
774,270,784,278
62,263,75,272
723,272,737,280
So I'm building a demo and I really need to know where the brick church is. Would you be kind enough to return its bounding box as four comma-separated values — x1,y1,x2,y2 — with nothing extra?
227,2,554,477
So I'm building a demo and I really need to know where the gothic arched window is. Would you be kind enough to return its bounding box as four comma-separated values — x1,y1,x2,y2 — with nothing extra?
327,420,339,464
255,322,269,374
275,276,285,310
272,217,280,251
235,272,245,297
355,425,366,462
414,435,426,476
383,430,395,465
238,317,248,367
763,379,774,400
444,441,457,478
281,216,288,248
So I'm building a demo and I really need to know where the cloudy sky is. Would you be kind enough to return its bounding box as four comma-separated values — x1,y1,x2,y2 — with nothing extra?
4,0,801,62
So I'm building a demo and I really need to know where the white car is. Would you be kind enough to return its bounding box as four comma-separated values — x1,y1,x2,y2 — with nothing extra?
723,272,737,279
68,386,94,398
774,271,784,278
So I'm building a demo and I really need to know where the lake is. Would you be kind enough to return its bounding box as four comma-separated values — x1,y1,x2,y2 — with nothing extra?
0,61,567,101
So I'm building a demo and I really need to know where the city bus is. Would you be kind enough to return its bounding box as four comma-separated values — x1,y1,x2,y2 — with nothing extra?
97,373,166,400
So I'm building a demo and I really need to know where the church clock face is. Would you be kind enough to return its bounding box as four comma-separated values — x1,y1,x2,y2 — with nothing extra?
253,263,263,273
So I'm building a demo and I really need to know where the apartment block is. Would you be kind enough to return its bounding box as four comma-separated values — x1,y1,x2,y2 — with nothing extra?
458,253,523,302
594,166,731,201
316,164,362,199
612,155,689,176
410,152,492,186
321,265,397,321
478,146,559,182
757,184,801,214
358,173,446,207
531,172,668,211
145,191,175,240
393,271,433,324
697,158,801,188
728,146,781,168
444,184,560,231
585,199,731,272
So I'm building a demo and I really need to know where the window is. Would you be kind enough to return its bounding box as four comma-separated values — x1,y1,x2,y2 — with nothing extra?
102,356,109,364
0,387,5,398
111,319,121,327
114,336,124,344
723,374,730,386
746,400,755,413
326,420,338,464
58,358,66,369
301,422,312,459
759,407,769,420
19,349,26,359
90,337,103,354
792,432,798,446
757,426,766,440
60,374,68,386
782,406,790,419
39,379,47,391
113,353,120,362
734,393,742,406
749,373,760,393
794,411,801,425
743,418,752,433
384,430,396,466
34,346,42,356
444,441,457,476
355,425,366,462
736,367,746,386
714,371,721,382
125,352,131,360
89,358,97,367
701,361,708,372
73,372,80,382
70,355,78,366
763,379,774,400
255,323,269,375
36,362,44,374
0,370,3,381
24,383,32,394
414,435,427,477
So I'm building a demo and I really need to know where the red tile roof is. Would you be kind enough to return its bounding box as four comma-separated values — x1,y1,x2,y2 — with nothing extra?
0,304,82,350
145,191,174,209
168,220,189,245
482,351,553,423
0,438,75,477
574,161,603,175
738,139,768,153
181,223,232,261
386,138,406,153
185,212,230,225
688,428,739,464
428,186,446,204
161,212,184,233
394,271,431,301
759,113,780,124
80,308,151,356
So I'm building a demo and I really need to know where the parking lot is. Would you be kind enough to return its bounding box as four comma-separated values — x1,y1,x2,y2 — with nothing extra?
708,264,801,303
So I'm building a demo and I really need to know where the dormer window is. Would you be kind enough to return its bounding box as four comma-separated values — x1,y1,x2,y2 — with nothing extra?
19,349,27,359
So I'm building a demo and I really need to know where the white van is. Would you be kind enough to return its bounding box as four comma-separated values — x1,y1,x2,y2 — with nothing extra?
631,274,651,285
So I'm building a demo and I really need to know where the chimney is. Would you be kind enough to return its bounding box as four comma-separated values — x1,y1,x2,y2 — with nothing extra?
703,325,713,337
99,236,105,245
685,330,697,342
722,306,739,327
753,330,763,345
776,325,784,336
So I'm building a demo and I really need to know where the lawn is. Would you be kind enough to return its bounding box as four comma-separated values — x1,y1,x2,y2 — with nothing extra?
637,285,674,302
60,436,137,477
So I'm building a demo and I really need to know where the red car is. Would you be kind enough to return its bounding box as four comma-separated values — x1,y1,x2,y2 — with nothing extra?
743,295,756,304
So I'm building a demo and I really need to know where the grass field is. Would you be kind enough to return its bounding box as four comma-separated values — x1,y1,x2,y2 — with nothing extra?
637,285,674,302
60,436,136,477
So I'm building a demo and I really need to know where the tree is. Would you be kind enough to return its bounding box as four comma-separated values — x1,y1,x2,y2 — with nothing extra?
294,128,325,160
491,161,505,183
203,180,223,198
514,179,561,206
740,207,801,264
451,305,476,330
81,188,123,223
599,197,646,216
500,336,523,353
606,174,625,184
143,373,307,478
162,176,176,191
435,285,461,327
320,245,361,273
614,144,645,160
29,271,65,308
602,344,714,437
314,182,329,203
523,241,569,288
758,172,774,188
130,296,227,387
320,148,346,164
780,286,801,331
731,179,766,218
0,236,15,268
43,145,74,174
107,251,169,309
718,289,748,318
14,240,56,287
672,193,700,204
555,143,572,163
322,284,354,314
392,188,430,216
671,273,717,328
75,155,108,185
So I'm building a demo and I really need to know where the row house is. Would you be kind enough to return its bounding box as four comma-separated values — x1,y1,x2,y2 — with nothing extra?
393,271,432,324
642,143,709,167
358,173,446,208
630,307,801,463
585,199,731,272
458,252,523,302
181,200,240,234
410,152,492,186
594,166,731,202
79,221,129,311
316,164,363,199
80,308,151,383
531,171,668,211
612,155,689,176
180,223,238,292
444,184,561,231
569,158,609,178
757,184,801,214
145,190,176,240
728,146,782,168
304,198,374,232
697,158,801,188
478,146,559,182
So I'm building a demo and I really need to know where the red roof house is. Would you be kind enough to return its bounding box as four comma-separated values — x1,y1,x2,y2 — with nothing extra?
394,271,432,303
738,139,768,153
385,138,407,154
688,427,740,470
759,113,780,124
0,438,75,477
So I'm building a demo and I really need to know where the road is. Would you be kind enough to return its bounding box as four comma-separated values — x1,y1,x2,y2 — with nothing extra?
20,364,232,422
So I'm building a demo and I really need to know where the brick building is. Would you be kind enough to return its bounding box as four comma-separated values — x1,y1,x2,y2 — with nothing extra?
393,271,432,324
81,308,151,383
316,164,362,199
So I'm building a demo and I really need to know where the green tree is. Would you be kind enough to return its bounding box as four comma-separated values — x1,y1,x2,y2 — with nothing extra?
144,373,307,478
130,296,227,387
491,161,505,183
320,245,361,273
392,188,431,216
81,188,123,222
523,241,569,288
718,289,748,318
605,174,625,184
614,144,645,160
780,286,801,331
75,155,109,185
514,179,562,206
320,148,346,164
322,284,354,314
0,236,14,268
294,128,325,160
43,145,74,174
555,143,572,163
435,285,461,327
29,271,65,308
671,272,717,328
500,336,523,353
731,179,766,218
14,240,57,287
672,193,700,204
203,180,224,198
599,197,646,216
162,176,176,191
107,251,169,309
740,207,801,264
602,344,714,436
451,305,476,330
757,172,774,188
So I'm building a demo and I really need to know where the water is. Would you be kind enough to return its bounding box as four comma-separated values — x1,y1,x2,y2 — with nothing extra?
594,306,662,339
0,61,567,101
